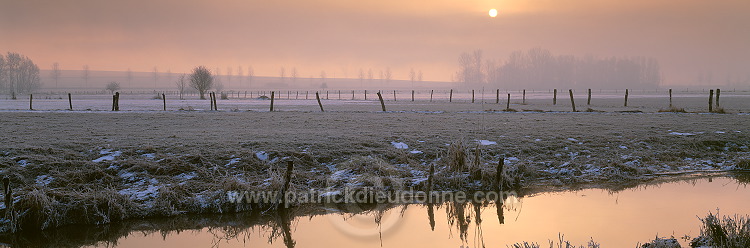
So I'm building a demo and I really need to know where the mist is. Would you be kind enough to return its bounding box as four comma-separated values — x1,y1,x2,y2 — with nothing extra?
2,0,749,89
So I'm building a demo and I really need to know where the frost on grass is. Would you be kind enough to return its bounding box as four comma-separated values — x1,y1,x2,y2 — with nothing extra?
391,142,409,149
476,140,497,145
669,132,696,136
93,149,122,162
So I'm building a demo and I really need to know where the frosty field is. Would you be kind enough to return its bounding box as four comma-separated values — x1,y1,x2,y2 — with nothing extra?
0,92,748,247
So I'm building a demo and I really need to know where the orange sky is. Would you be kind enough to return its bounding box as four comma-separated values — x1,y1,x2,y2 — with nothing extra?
1,0,749,85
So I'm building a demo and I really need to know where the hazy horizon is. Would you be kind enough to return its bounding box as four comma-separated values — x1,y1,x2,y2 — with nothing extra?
2,0,749,87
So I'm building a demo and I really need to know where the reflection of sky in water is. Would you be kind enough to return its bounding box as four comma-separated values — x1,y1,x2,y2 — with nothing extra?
105,176,749,248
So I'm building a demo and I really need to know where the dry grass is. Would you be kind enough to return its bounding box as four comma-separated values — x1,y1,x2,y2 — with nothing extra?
692,212,750,248
509,234,600,248
736,159,750,170
658,106,687,113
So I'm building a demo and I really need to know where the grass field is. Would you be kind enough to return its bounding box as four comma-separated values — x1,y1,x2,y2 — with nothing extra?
0,92,748,232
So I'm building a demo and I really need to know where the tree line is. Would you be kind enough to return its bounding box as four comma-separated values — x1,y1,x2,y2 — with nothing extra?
457,48,662,89
0,52,41,97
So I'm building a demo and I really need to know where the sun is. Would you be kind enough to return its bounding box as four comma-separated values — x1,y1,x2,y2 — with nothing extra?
489,8,498,17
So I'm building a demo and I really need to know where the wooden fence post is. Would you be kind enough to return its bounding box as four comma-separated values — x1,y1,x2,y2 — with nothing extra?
352,90,355,100
496,89,499,104
316,92,324,112
377,91,386,111
115,92,120,111
569,89,576,112
522,89,526,104
553,89,557,105
338,90,341,100
270,91,280,112
393,90,397,101
162,93,166,111
364,90,367,100
306,91,308,100
29,94,33,110
213,92,218,110
411,90,415,102
506,93,511,110
472,90,475,103
430,90,433,102
715,89,720,107
624,89,629,107
326,91,329,100
587,89,592,105
449,89,453,102
68,93,72,110
708,89,714,112
669,89,673,108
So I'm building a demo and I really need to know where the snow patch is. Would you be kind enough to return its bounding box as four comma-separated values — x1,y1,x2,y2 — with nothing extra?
409,150,423,154
141,153,156,159
36,175,53,186
534,139,542,142
715,131,726,134
93,150,122,162
225,157,241,166
476,140,497,145
17,160,28,167
567,138,579,142
391,142,409,149
255,151,269,161
669,132,695,136
619,145,628,149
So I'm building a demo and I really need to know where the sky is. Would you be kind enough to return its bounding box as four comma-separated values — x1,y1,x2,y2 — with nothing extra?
1,0,749,85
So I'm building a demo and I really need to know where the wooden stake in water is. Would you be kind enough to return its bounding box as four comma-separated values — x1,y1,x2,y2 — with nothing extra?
587,89,592,105
553,89,557,105
270,91,275,112
316,92,324,112
569,89,576,112
68,93,73,110
377,91,386,111
709,89,714,112
495,156,504,190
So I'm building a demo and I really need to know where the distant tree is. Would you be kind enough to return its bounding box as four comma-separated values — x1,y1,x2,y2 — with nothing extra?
409,68,416,88
165,69,172,84
291,67,298,83
175,74,187,100
189,66,213,100
384,67,392,84
237,66,243,85
358,68,365,87
82,65,90,88
4,52,41,95
152,66,160,89
456,50,484,87
226,66,232,89
279,66,286,83
50,62,61,88
246,66,254,88
418,70,423,83
105,81,121,94
320,70,327,83
0,55,5,93
367,68,374,85
126,68,133,87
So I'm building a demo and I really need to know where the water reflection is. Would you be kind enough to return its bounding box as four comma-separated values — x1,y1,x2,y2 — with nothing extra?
0,173,747,248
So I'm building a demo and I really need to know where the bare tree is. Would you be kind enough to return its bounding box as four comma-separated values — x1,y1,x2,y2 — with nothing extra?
0,55,5,93
247,66,254,88
152,66,160,89
409,68,416,88
384,67,392,84
50,62,61,88
418,70,423,83
237,66,243,85
4,53,41,95
82,65,90,89
279,66,286,83
175,74,187,100
367,68,373,86
166,69,172,84
320,70,328,89
105,81,121,94
358,68,365,88
226,66,232,89
189,66,213,100
456,50,484,87
291,67,298,83
126,68,133,87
